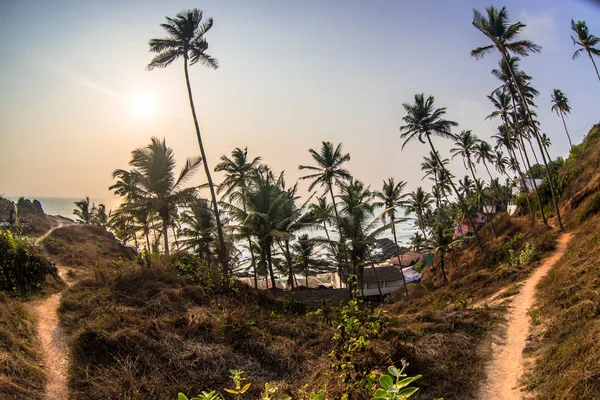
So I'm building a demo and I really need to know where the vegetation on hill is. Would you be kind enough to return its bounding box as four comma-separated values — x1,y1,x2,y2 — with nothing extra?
0,293,46,400
42,224,136,269
523,124,600,399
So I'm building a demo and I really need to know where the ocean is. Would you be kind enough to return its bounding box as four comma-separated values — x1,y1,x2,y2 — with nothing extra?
7,196,417,247
7,196,121,221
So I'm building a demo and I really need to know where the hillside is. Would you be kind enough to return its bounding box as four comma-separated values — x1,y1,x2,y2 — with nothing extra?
523,124,600,399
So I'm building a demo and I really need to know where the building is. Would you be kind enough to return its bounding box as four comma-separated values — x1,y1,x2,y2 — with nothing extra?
361,266,406,297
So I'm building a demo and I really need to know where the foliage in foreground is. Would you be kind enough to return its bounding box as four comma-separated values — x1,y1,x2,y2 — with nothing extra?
178,361,431,400
0,229,51,293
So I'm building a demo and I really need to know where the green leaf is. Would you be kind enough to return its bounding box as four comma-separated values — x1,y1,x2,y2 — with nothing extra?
398,387,419,398
224,388,239,394
276,395,292,400
396,375,422,388
387,366,401,378
370,388,390,400
178,394,189,400
379,375,393,390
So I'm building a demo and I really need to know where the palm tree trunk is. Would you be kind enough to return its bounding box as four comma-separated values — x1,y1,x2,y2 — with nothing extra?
516,140,547,224
526,137,540,165
162,216,170,256
509,94,547,225
391,219,409,296
304,260,309,288
482,160,494,181
241,197,259,289
327,183,353,295
502,51,564,232
440,250,447,282
560,112,573,150
426,135,484,249
284,240,295,290
588,50,600,81
467,158,497,237
267,243,276,291
171,226,180,251
417,209,428,239
183,56,229,273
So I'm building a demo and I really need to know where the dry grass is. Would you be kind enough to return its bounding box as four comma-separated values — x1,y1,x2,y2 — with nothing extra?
43,224,135,269
0,293,46,400
420,214,557,304
522,125,600,399
56,258,501,400
58,263,333,399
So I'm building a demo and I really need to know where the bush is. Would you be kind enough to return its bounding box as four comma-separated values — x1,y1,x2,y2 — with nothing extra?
0,229,50,293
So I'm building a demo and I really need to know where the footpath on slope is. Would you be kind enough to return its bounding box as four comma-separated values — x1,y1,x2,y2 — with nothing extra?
477,232,573,400
28,220,76,400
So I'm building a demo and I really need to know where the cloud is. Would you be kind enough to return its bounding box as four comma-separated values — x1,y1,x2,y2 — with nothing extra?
519,10,558,51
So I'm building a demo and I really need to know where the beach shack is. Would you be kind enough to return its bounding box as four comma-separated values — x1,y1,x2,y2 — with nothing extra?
361,266,406,297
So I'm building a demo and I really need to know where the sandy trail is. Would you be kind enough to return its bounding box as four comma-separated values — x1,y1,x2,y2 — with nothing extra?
30,221,75,400
478,233,573,399
30,293,70,399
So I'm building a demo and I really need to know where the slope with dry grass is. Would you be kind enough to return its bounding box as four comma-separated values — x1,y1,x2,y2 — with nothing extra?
0,293,46,400
523,123,600,399
43,224,136,269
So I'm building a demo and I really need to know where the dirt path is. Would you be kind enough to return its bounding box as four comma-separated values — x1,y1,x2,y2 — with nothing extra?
30,293,70,399
477,233,573,399
29,222,74,400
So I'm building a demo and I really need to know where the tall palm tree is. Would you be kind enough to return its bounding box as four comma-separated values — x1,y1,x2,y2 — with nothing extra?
215,147,261,287
571,20,600,81
118,137,200,256
73,197,93,224
550,89,573,150
405,187,433,240
400,93,484,248
472,6,563,231
147,9,229,271
373,178,409,296
299,142,352,285
450,130,497,236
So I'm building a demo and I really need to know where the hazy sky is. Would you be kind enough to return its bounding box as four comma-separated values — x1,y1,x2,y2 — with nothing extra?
1,0,599,202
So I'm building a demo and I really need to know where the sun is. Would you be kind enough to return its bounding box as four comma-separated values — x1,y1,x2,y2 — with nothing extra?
125,92,158,119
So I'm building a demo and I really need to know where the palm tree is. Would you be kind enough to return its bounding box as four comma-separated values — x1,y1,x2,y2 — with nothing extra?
540,133,553,162
73,197,93,224
571,20,600,81
450,130,497,237
116,137,200,256
400,93,484,248
472,6,563,231
215,147,261,287
147,9,229,271
337,180,383,298
92,204,108,227
550,89,573,150
473,140,495,180
405,187,433,239
410,232,425,251
177,198,216,265
373,178,409,296
292,234,319,288
299,142,352,285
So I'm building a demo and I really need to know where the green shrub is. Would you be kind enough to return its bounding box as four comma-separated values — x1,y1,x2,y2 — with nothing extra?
0,229,49,293
579,192,600,223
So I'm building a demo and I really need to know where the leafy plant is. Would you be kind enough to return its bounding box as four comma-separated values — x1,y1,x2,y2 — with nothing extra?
371,361,422,400
224,370,251,398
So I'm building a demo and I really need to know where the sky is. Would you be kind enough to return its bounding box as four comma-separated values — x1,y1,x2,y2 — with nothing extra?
1,0,599,203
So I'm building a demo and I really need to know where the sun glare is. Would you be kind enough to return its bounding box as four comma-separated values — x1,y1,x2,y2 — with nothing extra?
125,92,158,119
